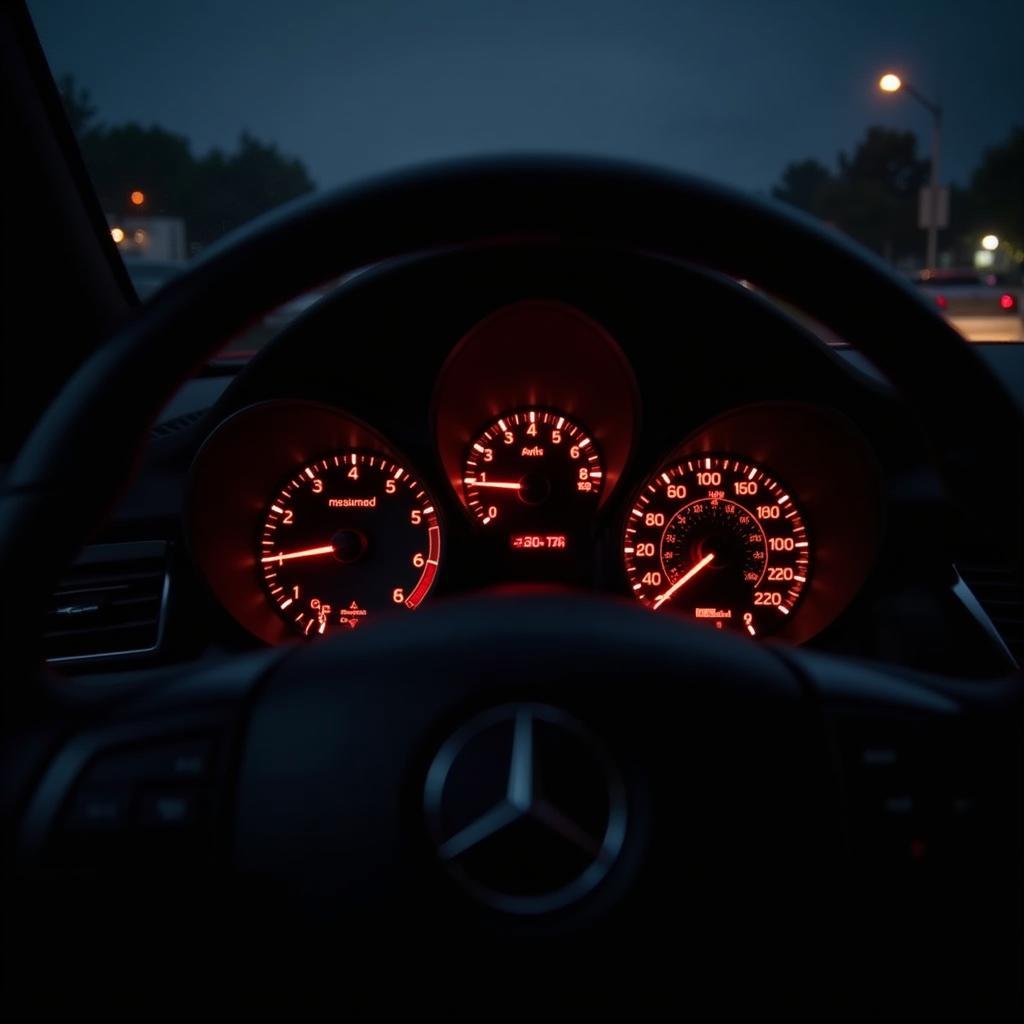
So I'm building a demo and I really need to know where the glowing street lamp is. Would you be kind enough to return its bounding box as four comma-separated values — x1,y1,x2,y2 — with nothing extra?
981,234,1000,252
110,226,125,244
878,71,943,272
130,190,145,206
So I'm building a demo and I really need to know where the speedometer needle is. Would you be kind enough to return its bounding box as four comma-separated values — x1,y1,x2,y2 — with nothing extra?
260,544,335,565
465,479,522,490
652,552,716,610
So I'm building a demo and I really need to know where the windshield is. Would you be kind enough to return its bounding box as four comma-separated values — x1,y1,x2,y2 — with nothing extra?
29,0,1024,345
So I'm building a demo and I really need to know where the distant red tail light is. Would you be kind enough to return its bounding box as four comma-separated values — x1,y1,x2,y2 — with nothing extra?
935,294,948,310
999,292,1017,311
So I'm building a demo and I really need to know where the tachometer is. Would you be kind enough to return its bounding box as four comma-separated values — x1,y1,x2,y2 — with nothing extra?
260,451,441,636
623,456,810,636
462,408,602,543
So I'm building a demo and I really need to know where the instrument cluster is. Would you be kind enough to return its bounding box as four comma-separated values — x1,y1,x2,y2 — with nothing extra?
188,299,881,646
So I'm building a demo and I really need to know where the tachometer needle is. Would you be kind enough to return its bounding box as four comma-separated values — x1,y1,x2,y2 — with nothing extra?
652,552,715,610
465,479,522,490
261,544,335,565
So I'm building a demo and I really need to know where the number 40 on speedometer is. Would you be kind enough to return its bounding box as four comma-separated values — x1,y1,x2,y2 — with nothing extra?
622,456,810,636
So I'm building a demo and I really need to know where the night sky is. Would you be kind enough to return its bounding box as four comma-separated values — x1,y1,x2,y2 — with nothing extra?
28,0,1024,195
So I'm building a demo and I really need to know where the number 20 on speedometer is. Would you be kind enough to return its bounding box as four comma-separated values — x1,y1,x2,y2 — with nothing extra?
622,456,810,636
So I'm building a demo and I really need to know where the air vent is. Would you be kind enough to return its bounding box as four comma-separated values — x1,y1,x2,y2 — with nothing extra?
45,542,169,664
958,564,1023,666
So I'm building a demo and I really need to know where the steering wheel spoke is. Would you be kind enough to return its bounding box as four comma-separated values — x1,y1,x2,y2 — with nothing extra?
778,646,1022,1003
14,648,286,871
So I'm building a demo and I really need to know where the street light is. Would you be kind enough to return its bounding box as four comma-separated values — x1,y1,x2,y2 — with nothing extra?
981,234,999,252
878,70,943,272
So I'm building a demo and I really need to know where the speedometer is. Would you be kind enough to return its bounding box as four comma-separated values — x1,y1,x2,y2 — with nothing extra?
623,455,810,636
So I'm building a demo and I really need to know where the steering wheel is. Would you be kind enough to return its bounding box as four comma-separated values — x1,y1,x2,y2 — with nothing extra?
2,158,1021,1019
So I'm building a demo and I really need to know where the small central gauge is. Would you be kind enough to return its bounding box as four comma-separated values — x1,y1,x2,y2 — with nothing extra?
462,409,603,541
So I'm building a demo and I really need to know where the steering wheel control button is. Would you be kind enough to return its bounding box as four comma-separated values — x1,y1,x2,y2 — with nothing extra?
425,703,627,915
65,788,132,831
51,732,222,866
85,737,215,785
138,790,201,828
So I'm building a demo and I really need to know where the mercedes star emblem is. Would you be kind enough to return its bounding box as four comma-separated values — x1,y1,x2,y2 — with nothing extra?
424,703,627,915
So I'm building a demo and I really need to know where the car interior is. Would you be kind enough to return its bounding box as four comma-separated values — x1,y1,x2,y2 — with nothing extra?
2,3,1022,1019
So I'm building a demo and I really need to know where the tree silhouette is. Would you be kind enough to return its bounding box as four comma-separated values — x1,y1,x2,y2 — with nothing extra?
58,74,315,252
968,126,1024,251
774,124,1024,271
773,127,927,263
57,73,96,134
189,133,317,246
771,158,833,214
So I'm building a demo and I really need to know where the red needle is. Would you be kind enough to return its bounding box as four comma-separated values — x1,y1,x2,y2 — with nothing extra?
466,479,522,490
261,544,335,565
652,552,716,610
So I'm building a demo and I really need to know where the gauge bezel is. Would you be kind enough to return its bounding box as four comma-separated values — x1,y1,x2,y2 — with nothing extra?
187,400,445,645
258,448,442,638
620,402,882,644
432,300,639,516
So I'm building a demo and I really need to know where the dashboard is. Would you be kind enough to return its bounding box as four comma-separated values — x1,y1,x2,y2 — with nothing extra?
77,243,1016,676
190,298,880,647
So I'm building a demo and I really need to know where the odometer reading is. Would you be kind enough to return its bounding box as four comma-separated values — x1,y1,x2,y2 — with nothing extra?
462,408,603,533
623,456,810,636
260,452,441,637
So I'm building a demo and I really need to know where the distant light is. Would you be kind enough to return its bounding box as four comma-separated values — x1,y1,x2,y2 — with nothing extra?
130,190,145,206
133,229,146,244
981,234,999,251
879,73,902,93
999,293,1016,311
110,226,125,243
974,249,995,269
935,294,948,311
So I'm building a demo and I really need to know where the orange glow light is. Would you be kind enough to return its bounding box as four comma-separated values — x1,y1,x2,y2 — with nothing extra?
130,190,145,206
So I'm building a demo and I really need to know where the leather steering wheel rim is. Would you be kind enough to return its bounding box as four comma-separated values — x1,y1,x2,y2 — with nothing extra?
1,154,1020,672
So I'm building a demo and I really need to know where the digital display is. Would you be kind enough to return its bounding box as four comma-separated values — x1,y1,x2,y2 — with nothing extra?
510,534,569,551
